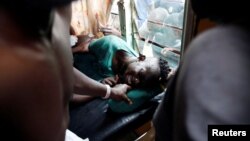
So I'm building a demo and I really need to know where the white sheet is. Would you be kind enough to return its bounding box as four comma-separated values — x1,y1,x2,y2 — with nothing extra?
65,129,89,141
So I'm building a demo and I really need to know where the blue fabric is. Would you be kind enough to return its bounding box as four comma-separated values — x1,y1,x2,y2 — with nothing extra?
135,0,160,28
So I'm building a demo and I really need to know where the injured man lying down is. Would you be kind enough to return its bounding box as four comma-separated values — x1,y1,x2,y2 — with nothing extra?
72,35,174,113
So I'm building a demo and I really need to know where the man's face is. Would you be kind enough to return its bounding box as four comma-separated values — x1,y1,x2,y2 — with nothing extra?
123,57,160,87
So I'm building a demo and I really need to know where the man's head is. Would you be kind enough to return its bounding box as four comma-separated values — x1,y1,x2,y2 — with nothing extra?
0,0,73,9
191,0,250,23
0,0,74,38
122,57,171,87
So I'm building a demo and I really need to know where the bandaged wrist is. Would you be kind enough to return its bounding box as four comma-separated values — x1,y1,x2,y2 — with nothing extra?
103,84,111,99
70,35,78,47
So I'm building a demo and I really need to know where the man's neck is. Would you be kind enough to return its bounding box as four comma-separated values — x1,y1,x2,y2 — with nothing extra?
0,9,29,42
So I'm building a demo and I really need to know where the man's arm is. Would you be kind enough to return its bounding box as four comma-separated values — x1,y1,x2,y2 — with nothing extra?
99,26,122,37
0,50,67,141
73,67,132,104
71,94,94,104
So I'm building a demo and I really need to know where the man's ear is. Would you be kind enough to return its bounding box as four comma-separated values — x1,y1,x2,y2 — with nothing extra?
138,53,146,61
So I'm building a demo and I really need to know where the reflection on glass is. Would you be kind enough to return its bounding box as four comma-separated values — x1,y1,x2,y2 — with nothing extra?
108,0,121,31
108,0,185,69
135,0,185,69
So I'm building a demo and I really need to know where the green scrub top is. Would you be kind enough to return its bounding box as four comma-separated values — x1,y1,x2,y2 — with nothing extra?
74,35,163,113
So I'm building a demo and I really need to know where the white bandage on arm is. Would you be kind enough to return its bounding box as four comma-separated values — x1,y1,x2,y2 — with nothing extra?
103,84,111,99
70,35,78,47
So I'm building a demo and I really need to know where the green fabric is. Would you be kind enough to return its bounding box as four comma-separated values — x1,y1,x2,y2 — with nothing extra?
108,84,163,113
74,35,163,113
89,35,138,78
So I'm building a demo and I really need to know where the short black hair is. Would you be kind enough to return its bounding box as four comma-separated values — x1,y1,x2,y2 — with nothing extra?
159,58,171,83
0,0,74,38
0,0,74,10
191,0,250,23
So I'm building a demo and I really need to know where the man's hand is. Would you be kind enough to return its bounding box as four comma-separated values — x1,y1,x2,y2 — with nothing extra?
99,26,122,37
100,75,119,86
110,84,133,105
72,36,94,53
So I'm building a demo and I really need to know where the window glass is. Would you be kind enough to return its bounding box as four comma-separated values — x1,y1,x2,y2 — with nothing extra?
107,0,185,69
134,0,185,69
108,0,121,31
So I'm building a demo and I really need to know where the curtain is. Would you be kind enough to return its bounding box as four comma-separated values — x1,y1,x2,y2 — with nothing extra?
71,0,112,37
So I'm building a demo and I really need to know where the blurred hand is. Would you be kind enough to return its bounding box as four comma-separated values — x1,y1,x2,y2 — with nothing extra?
99,25,121,37
110,84,133,105
72,37,93,53
101,75,119,87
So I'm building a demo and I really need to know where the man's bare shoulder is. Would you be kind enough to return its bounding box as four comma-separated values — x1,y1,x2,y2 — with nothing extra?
0,44,60,102
0,43,68,141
